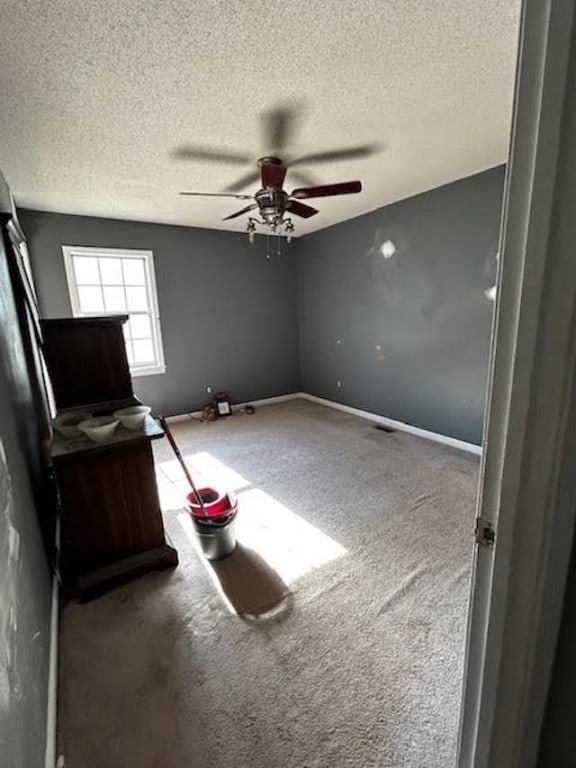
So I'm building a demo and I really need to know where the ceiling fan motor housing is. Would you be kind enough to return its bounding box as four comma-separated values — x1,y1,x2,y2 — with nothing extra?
258,156,283,166
255,187,288,225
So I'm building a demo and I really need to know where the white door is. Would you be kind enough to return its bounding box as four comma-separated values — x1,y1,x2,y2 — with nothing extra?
457,1,576,766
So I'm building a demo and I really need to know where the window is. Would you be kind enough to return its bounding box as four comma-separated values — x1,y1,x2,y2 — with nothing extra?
63,246,165,377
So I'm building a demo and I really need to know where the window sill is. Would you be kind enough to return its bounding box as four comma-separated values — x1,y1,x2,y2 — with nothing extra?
131,364,166,378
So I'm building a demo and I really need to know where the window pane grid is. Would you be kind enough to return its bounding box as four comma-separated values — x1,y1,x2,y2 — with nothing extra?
99,257,123,285
72,256,99,284
66,248,164,374
71,282,148,288
123,311,156,367
120,262,130,316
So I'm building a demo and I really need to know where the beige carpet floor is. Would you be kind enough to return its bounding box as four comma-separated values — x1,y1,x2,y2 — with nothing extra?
57,400,479,768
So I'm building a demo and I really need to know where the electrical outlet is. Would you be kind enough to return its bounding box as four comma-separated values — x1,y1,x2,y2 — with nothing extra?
206,386,212,394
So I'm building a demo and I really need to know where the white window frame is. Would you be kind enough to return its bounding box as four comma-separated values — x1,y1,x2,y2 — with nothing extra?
62,245,166,377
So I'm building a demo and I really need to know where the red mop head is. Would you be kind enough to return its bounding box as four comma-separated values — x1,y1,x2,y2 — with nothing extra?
186,487,238,522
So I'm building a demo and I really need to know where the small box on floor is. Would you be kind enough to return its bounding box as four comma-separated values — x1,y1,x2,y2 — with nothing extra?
214,391,232,417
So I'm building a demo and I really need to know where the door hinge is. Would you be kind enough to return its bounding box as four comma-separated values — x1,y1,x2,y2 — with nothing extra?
475,517,496,547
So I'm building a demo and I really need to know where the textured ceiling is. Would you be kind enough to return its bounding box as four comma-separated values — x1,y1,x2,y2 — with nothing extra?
0,0,520,236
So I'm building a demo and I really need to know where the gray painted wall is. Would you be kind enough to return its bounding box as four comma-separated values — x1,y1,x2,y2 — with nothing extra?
19,211,300,416
298,166,505,444
0,226,51,766
21,167,504,440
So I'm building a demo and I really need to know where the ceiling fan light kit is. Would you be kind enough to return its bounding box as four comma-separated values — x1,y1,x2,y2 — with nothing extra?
246,215,294,244
177,106,375,243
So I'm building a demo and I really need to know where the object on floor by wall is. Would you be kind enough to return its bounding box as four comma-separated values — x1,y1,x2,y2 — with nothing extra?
42,316,178,600
237,403,256,415
214,391,232,417
202,404,217,422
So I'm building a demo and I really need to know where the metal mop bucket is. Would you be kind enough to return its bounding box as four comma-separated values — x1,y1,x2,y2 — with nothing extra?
158,416,239,562
187,488,238,560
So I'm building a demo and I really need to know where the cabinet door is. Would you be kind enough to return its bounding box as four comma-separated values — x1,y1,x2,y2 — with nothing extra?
57,441,166,573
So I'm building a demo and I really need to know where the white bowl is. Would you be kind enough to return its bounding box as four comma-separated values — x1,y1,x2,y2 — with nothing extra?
113,405,151,431
78,416,119,443
53,411,92,439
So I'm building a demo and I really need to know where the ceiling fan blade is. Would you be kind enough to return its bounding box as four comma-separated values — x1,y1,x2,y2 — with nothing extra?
286,200,319,219
292,144,380,166
289,169,321,188
180,191,253,200
291,181,362,200
260,159,287,189
223,170,261,193
172,145,252,164
222,203,258,221
262,104,301,153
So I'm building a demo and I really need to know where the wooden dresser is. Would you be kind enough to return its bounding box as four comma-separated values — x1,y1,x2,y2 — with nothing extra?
42,316,178,601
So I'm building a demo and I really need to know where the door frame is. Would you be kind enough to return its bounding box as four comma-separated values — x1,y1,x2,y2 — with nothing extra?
458,0,576,765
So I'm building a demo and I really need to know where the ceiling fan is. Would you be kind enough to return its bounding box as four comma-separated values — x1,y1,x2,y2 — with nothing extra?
175,105,378,241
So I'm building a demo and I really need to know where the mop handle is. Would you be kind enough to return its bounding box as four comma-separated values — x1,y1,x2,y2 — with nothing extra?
158,416,208,516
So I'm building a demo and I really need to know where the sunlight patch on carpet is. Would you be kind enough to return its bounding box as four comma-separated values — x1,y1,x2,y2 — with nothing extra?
157,451,250,492
235,489,347,585
178,486,348,609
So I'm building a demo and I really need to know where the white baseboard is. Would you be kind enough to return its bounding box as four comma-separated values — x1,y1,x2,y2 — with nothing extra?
232,393,302,410
299,393,483,455
45,572,59,768
165,412,200,423
165,392,302,423
164,390,482,456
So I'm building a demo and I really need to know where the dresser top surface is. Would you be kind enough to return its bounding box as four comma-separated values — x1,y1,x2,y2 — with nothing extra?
52,414,164,460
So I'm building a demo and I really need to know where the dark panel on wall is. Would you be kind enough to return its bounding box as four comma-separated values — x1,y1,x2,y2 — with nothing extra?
19,211,300,416
298,166,505,444
0,218,51,768
538,522,576,767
